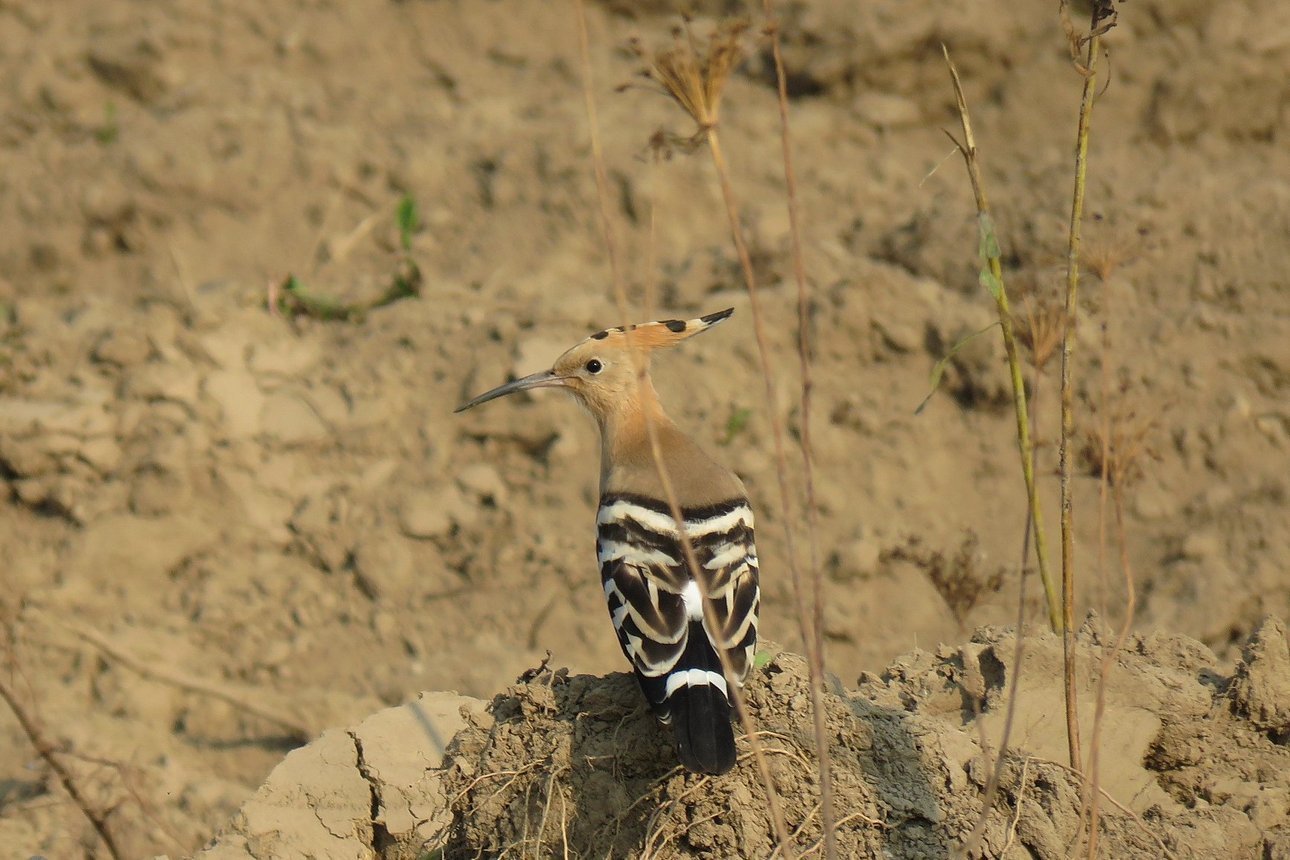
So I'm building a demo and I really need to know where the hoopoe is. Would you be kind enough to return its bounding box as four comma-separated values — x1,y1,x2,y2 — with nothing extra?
455,308,759,775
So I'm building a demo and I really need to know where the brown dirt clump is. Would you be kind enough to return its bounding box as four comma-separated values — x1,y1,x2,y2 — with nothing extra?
194,621,1290,858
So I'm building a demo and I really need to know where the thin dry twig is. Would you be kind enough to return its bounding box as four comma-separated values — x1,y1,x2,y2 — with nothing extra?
61,748,189,854
798,811,884,858
641,20,839,859
529,763,568,860
450,764,538,808
941,49,1049,859
762,2,835,856
954,557,1029,860
0,676,124,860
41,615,312,742
1045,759,1175,860
1001,756,1031,856
572,5,793,851
1059,0,1118,776
1085,314,1141,858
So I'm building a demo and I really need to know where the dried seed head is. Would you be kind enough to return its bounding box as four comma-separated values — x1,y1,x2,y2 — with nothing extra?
1082,237,1138,284
1014,280,1069,373
1081,382,1161,488
638,19,748,134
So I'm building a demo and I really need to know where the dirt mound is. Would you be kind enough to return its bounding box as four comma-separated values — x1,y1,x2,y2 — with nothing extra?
437,621,1290,859
196,619,1290,859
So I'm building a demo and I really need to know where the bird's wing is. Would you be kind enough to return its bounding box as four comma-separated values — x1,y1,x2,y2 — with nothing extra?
596,494,760,715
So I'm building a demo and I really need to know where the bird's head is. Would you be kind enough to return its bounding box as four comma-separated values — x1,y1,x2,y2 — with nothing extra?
454,307,734,421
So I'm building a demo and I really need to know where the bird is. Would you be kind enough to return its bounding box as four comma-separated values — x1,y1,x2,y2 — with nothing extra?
454,307,759,775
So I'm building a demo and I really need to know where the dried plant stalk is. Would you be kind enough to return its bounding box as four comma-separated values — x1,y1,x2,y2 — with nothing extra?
0,664,123,859
762,2,835,856
941,46,1045,860
1059,0,1118,774
573,3,793,853
942,48,1060,633
641,16,832,856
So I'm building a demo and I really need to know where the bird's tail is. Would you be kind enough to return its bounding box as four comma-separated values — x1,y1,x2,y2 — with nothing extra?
669,680,737,775
662,624,737,775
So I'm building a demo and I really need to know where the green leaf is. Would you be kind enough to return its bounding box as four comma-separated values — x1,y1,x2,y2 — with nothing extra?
914,321,1000,415
720,406,752,446
754,650,773,669
979,267,1004,300
94,102,118,145
396,195,420,252
977,212,1000,261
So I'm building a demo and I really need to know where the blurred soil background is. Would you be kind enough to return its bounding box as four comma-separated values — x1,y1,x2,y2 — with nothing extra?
0,0,1287,856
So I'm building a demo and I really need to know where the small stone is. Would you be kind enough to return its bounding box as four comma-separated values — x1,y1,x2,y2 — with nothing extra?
1180,530,1222,562
358,458,399,492
200,325,253,370
0,397,113,439
0,437,56,477
204,370,265,438
92,328,152,367
248,337,323,378
289,492,352,572
259,392,328,444
87,38,179,105
455,463,507,507
372,611,397,638
871,316,921,354
79,437,124,474
352,534,415,601
130,466,190,517
443,486,479,531
125,363,200,409
399,490,452,539
304,386,351,428
81,178,136,226
1230,617,1290,735
14,477,81,520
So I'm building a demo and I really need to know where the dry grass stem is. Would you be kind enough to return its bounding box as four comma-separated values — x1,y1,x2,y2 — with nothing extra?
36,614,313,742
942,46,1060,633
1058,0,1118,774
573,3,793,852
955,555,1030,860
1002,757,1031,856
762,1,836,855
637,15,833,856
0,635,124,860
1085,276,1143,857
1045,758,1175,860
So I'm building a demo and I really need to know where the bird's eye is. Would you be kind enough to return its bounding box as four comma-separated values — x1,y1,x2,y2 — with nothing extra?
585,359,603,374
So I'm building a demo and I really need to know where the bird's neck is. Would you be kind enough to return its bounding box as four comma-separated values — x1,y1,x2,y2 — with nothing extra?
596,378,681,479
594,376,745,510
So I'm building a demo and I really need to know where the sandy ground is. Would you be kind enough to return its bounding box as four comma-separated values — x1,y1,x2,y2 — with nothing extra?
0,0,1288,857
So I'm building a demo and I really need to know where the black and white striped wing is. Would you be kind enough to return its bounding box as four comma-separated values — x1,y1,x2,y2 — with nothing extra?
595,493,761,719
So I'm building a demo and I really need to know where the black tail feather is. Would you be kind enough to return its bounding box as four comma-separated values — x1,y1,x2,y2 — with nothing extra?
669,683,737,775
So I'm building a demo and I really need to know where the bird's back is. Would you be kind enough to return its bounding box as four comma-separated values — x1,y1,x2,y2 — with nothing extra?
596,422,760,775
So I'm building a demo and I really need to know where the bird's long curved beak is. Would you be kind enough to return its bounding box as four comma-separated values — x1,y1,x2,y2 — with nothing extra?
453,369,566,413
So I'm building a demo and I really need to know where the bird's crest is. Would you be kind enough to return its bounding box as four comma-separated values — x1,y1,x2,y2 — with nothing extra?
585,307,733,355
